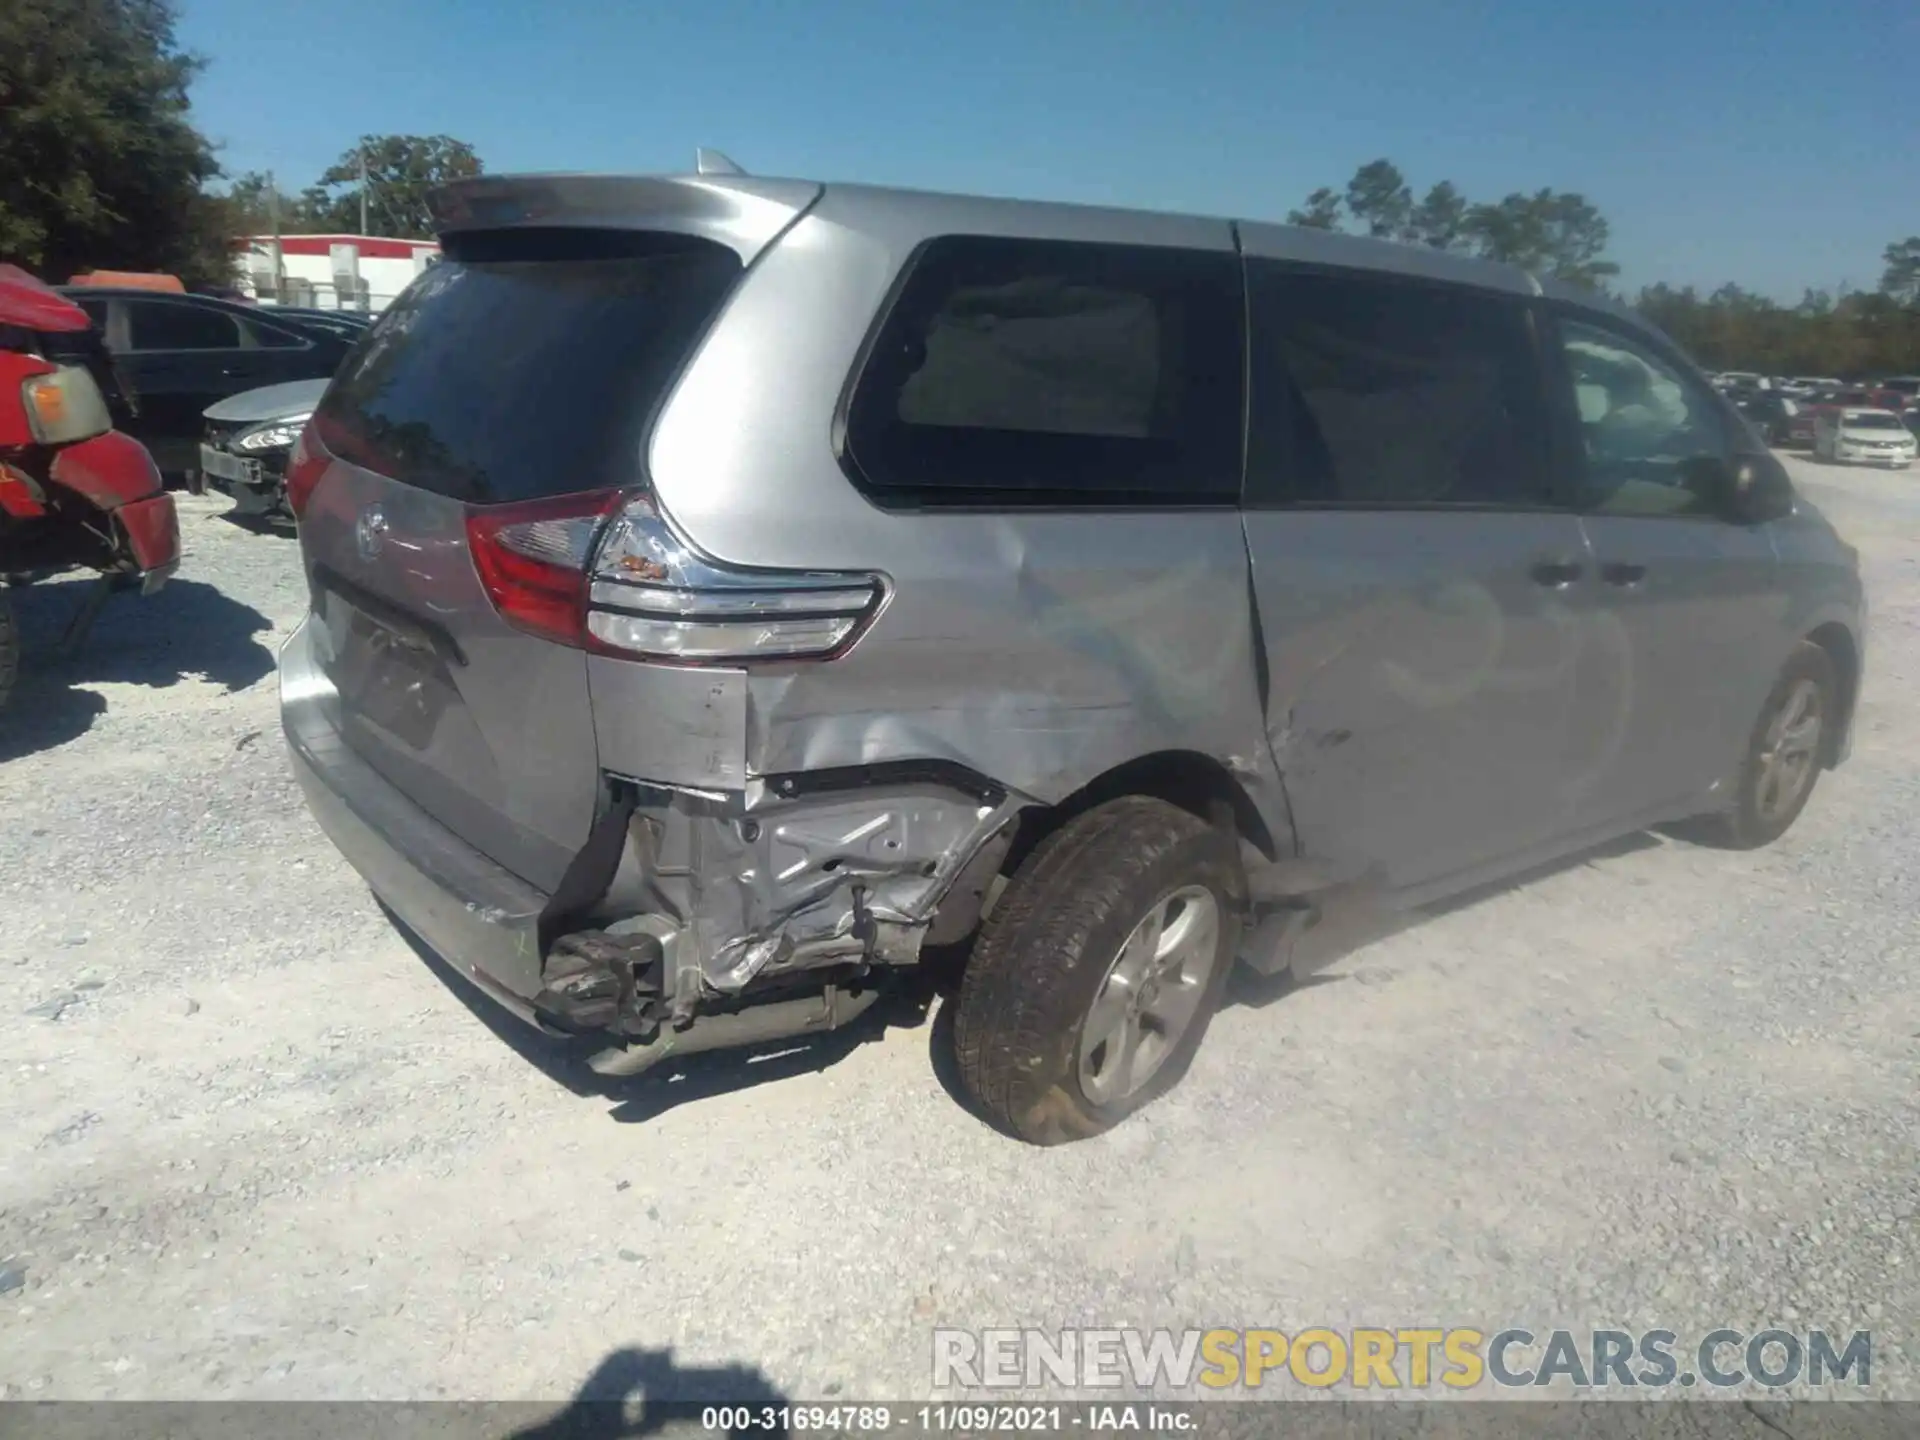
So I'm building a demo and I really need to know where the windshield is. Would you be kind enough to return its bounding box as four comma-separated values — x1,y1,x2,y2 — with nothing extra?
1843,413,1906,430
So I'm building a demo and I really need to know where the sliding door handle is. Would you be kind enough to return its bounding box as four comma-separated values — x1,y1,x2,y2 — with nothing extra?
1529,559,1584,588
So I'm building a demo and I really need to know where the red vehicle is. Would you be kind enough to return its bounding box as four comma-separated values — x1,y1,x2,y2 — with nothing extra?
0,265,180,712
1786,386,1891,449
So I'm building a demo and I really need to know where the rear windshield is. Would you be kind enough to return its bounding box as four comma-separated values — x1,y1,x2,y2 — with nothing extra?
317,232,742,503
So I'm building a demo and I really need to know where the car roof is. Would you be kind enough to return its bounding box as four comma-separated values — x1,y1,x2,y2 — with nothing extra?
55,286,264,320
433,169,1675,340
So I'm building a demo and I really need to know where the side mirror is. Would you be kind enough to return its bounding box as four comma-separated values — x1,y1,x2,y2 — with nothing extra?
1725,454,1796,525
1679,453,1795,525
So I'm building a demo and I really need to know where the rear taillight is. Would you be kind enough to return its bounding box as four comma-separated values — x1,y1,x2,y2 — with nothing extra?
285,419,329,520
585,495,883,663
462,489,884,662
465,489,623,646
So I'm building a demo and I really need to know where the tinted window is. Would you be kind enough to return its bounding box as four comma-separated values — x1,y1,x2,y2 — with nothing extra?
74,298,109,331
281,313,368,344
247,317,309,350
1245,264,1550,507
1552,316,1727,517
844,236,1244,505
128,301,242,351
317,232,742,503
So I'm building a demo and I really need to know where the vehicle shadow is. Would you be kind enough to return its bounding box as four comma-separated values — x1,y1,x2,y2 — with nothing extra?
1228,828,1666,1010
0,575,275,761
216,509,294,537
506,1344,793,1438
392,829,1668,1131
384,900,929,1123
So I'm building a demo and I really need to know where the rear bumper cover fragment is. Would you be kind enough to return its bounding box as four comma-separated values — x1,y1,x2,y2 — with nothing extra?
281,617,1026,1046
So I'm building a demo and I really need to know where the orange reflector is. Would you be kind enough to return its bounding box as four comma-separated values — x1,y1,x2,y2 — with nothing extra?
27,378,68,428
21,367,112,446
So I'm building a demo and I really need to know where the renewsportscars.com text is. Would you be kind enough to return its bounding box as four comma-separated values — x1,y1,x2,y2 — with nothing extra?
933,1327,1872,1392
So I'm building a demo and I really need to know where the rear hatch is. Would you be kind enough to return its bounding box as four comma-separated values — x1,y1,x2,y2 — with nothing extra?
297,221,756,891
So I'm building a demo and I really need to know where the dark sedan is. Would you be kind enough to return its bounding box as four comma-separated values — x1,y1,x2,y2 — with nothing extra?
56,288,360,482
1736,391,1799,447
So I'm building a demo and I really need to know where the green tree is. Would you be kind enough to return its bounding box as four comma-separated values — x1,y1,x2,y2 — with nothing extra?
302,135,483,239
1344,159,1412,241
1285,187,1344,231
0,0,228,284
1464,189,1618,289
216,169,310,236
1406,181,1469,251
1882,237,1920,309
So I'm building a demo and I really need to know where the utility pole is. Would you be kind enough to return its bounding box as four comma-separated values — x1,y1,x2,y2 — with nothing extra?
267,169,284,301
358,146,369,235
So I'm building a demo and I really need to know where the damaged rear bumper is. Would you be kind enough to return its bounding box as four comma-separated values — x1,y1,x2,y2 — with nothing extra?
285,696,555,1028
283,638,1025,1068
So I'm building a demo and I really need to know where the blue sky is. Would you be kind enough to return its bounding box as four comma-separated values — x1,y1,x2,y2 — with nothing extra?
175,0,1918,301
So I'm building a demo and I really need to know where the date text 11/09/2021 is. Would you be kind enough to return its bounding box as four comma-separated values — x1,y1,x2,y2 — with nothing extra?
699,1406,1193,1433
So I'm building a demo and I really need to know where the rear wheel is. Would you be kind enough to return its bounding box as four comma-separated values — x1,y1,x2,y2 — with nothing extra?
1691,642,1835,850
952,797,1241,1145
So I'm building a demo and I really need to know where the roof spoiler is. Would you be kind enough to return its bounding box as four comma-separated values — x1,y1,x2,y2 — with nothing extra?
695,148,746,177
427,170,821,265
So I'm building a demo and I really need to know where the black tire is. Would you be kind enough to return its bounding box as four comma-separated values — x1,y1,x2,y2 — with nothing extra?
1690,642,1836,850
0,588,17,714
952,796,1242,1145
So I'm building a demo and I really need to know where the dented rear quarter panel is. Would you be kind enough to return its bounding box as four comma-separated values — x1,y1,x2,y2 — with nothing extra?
595,185,1292,845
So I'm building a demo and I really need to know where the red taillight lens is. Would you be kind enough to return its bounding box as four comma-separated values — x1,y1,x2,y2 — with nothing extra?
465,489,622,646
285,419,330,520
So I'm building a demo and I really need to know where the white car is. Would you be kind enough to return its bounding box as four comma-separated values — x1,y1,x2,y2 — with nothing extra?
1813,407,1918,468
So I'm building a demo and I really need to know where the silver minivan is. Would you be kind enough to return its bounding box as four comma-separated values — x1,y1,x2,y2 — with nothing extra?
279,161,1866,1144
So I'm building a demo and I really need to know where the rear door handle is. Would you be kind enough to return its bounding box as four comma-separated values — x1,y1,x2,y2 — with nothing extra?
1601,561,1648,587
1529,559,1584,588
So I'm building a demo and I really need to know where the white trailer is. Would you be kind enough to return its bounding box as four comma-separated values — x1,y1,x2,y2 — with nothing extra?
235,233,440,312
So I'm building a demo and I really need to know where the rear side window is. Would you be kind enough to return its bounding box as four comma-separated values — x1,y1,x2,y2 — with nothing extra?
1245,263,1551,508
317,232,743,504
843,236,1244,506
247,318,309,350
128,301,242,352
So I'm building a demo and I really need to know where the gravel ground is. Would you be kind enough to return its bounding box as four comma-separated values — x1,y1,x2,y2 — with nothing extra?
1,455,1916,1413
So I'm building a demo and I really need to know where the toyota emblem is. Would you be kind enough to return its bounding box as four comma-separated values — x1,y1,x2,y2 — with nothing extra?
355,504,389,562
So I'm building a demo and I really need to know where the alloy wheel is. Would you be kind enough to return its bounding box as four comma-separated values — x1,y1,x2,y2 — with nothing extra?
1077,885,1222,1106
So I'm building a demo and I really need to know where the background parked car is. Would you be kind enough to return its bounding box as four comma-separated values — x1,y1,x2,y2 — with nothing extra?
1736,390,1799,446
1789,387,1880,449
1877,375,1920,407
198,377,329,522
0,266,180,712
56,287,358,483
1813,407,1918,467
263,307,376,346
